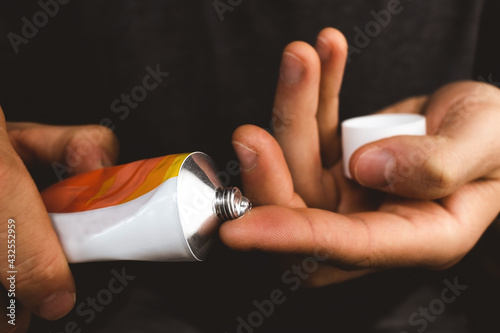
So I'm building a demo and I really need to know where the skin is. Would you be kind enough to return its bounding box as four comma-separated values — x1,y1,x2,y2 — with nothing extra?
220,28,500,287
0,106,118,333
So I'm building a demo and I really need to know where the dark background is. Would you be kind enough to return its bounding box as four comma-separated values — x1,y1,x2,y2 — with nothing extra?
0,1,499,332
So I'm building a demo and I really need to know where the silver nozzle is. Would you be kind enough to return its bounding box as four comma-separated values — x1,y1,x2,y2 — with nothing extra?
214,187,252,221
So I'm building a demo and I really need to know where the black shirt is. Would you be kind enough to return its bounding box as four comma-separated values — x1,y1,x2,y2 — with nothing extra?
1,1,499,332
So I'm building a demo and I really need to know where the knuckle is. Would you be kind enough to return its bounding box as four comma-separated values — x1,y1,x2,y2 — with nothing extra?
0,135,24,170
94,125,115,140
93,125,118,148
421,154,458,195
70,125,117,151
0,151,25,190
0,154,21,179
15,251,63,295
423,247,466,271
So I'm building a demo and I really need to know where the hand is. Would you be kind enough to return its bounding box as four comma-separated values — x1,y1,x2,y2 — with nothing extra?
220,28,500,287
0,106,118,332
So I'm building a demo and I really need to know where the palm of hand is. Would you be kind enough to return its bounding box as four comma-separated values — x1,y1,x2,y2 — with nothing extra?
221,28,500,287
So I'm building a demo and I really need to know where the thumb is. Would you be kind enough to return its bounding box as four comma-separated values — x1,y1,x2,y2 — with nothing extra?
351,125,500,199
350,135,447,198
0,107,76,321
350,81,500,199
7,122,119,175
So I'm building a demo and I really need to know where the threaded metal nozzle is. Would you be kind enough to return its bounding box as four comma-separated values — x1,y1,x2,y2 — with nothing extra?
214,187,252,221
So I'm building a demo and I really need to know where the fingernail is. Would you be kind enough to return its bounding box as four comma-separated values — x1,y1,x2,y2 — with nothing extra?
38,291,76,320
232,141,258,172
354,149,395,188
280,52,305,85
315,36,331,63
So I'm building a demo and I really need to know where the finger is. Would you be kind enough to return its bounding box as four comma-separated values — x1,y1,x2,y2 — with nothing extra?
315,28,348,167
376,95,428,115
272,41,324,203
7,122,119,175
220,201,470,270
351,82,500,199
0,107,76,320
232,125,305,208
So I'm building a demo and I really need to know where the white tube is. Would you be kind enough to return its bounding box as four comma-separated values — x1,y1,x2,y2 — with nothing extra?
42,152,251,263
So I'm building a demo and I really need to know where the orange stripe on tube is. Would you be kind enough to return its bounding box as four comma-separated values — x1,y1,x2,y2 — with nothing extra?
42,153,190,213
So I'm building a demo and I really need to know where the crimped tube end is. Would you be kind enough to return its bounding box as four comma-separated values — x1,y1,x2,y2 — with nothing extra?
214,187,252,221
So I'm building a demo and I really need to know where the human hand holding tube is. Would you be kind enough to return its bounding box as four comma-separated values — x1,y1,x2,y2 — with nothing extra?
220,28,500,287
0,106,118,332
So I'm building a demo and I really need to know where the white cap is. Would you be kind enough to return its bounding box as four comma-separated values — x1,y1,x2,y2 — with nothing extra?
341,114,427,179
